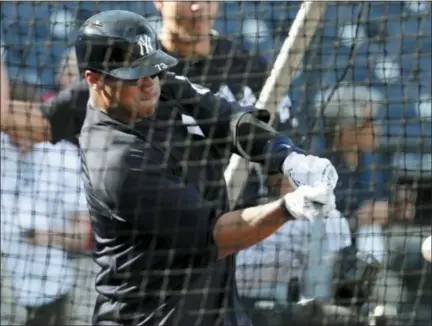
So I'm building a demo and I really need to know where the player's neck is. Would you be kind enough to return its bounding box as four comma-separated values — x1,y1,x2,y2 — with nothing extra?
159,28,211,60
90,93,140,124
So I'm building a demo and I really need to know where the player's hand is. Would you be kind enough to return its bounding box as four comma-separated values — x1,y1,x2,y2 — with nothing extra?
282,184,336,221
282,152,338,191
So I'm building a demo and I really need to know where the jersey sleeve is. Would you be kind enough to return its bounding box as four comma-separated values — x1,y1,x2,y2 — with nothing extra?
38,79,89,143
119,145,218,260
167,74,303,174
167,73,270,141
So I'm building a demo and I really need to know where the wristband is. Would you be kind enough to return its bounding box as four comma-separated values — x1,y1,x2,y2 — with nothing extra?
264,136,306,175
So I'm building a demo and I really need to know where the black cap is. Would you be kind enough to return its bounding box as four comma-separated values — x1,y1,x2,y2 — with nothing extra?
75,10,178,80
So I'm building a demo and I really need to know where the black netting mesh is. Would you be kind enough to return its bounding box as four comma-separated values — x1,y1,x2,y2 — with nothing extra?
1,1,431,326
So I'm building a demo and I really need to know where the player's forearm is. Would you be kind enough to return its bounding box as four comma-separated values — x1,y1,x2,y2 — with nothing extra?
234,113,305,174
213,199,293,258
1,100,52,142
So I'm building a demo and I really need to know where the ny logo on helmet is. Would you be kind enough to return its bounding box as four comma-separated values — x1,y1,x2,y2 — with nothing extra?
137,35,153,56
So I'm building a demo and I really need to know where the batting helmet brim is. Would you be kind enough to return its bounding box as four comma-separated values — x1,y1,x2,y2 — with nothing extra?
105,49,178,81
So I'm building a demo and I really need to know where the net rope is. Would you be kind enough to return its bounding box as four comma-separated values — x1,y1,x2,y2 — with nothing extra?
1,1,431,325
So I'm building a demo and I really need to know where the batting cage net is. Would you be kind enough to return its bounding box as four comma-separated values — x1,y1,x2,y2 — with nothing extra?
1,1,431,326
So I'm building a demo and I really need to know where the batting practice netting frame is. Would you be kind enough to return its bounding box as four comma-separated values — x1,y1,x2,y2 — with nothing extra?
1,1,431,326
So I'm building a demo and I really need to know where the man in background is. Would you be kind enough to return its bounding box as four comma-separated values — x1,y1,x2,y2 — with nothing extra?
0,131,89,326
315,84,430,322
1,58,95,325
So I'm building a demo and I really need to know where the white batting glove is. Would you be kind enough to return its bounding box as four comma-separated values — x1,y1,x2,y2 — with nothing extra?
282,184,336,221
282,152,338,191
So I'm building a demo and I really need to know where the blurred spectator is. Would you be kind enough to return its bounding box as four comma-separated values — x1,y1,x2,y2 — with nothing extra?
392,182,418,223
314,84,430,320
42,47,79,102
0,132,89,326
385,181,431,321
315,85,390,237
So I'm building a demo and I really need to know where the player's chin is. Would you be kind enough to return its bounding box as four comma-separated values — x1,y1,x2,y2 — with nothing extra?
138,99,158,116
139,91,160,114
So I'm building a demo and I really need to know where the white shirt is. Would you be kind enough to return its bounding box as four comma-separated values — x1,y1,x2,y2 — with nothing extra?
236,212,351,300
1,134,88,307
277,94,292,124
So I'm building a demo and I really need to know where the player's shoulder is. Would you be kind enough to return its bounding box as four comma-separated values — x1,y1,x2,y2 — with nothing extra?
80,122,151,194
160,72,186,98
210,31,245,55
48,78,88,104
80,109,134,167
80,108,167,175
161,72,210,100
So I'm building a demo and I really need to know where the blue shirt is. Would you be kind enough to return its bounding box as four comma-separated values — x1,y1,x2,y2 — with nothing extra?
330,152,390,218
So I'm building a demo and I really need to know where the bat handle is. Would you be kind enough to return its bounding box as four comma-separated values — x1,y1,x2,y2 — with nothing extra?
302,201,333,301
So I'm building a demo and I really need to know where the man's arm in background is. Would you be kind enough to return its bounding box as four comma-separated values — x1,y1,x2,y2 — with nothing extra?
27,212,91,253
1,62,88,145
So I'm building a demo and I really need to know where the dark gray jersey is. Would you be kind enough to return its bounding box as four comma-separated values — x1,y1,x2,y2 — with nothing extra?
78,73,298,325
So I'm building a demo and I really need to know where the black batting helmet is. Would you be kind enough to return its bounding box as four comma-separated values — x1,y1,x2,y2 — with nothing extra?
75,10,178,80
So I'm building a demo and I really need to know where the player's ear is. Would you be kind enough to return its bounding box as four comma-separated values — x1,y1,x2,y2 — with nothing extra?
85,70,102,91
